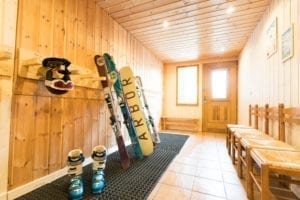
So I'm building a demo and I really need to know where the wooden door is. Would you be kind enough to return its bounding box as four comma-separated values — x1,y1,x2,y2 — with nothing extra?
202,61,237,133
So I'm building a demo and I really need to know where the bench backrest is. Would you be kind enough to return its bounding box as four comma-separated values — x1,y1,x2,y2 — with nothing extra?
249,104,258,129
279,104,300,142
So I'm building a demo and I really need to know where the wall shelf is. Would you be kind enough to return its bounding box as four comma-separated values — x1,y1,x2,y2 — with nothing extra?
18,48,103,89
0,45,14,77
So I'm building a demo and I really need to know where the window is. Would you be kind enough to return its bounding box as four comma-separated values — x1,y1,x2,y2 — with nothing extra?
176,65,198,105
211,69,228,99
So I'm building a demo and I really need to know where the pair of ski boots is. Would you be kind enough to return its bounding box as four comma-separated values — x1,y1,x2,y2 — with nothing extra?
67,145,107,200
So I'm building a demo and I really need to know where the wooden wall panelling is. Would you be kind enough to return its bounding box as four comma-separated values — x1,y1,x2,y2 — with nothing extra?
82,99,92,156
61,98,75,167
119,24,125,67
9,95,35,189
90,100,100,149
105,105,113,149
76,0,87,68
118,26,125,67
123,27,128,66
52,0,65,57
101,9,109,54
98,101,107,147
139,45,144,76
39,0,53,56
48,97,63,173
8,0,163,190
283,0,291,104
0,45,14,76
94,6,102,54
33,96,50,179
134,38,138,71
134,40,139,74
86,0,96,71
290,0,299,105
125,32,131,66
19,0,40,50
131,37,135,70
65,0,77,63
0,0,17,47
107,16,114,56
0,0,3,43
278,0,284,104
298,0,300,105
113,21,119,67
73,99,84,151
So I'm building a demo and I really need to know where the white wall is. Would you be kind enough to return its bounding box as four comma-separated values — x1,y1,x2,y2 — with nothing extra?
239,1,300,196
238,0,300,146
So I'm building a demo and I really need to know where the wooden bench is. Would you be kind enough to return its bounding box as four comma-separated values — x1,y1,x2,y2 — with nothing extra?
226,104,259,157
226,104,300,199
247,105,300,200
160,117,200,133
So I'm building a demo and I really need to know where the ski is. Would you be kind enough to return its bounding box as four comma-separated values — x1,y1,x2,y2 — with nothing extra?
135,76,161,144
101,53,144,159
94,55,130,169
120,66,154,156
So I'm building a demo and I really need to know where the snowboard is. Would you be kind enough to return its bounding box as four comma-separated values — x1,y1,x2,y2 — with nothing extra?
135,76,161,144
120,67,154,156
102,53,144,160
94,55,130,169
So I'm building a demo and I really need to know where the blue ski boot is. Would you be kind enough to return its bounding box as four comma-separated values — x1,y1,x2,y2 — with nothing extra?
91,145,107,194
67,149,85,200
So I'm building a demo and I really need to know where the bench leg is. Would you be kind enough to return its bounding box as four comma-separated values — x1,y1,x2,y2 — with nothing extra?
227,129,232,156
261,164,269,200
237,139,242,178
247,153,254,200
231,134,236,164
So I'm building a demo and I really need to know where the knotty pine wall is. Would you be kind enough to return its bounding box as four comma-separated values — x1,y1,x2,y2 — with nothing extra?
0,0,18,198
2,0,163,192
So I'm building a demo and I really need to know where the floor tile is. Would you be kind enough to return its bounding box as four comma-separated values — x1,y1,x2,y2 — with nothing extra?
191,191,226,200
224,183,248,200
222,171,243,185
160,171,194,190
196,168,223,181
193,177,226,198
168,161,198,176
152,184,192,200
220,162,236,172
173,155,199,166
148,132,249,200
197,159,220,170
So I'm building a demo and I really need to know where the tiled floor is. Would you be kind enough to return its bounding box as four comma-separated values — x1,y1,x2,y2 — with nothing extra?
148,132,248,200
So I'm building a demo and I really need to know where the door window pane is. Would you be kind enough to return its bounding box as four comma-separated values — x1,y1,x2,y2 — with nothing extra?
211,69,227,99
177,66,198,105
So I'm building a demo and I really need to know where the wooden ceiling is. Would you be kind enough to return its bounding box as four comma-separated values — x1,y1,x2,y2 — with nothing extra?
96,0,271,63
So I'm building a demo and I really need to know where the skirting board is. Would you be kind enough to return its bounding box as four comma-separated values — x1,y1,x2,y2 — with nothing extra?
5,141,130,200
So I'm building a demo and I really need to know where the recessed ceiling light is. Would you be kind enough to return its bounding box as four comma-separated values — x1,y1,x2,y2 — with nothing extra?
227,6,235,14
163,21,169,28
221,47,225,52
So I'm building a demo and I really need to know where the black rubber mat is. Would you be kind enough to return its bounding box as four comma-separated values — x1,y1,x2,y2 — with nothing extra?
17,133,189,200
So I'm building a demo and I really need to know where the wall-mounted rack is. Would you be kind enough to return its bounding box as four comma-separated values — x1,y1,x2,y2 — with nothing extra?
0,45,14,77
18,48,105,89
